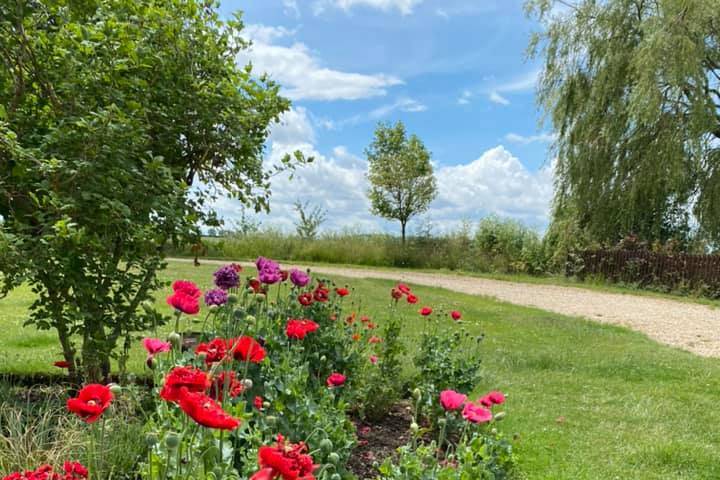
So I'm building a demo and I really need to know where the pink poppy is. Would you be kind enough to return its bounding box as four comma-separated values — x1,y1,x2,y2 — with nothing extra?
462,402,493,424
439,390,467,411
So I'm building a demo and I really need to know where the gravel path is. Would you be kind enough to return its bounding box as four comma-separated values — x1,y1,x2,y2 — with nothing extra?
175,258,720,358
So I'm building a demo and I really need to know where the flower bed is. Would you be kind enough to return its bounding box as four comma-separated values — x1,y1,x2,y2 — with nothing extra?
4,257,516,479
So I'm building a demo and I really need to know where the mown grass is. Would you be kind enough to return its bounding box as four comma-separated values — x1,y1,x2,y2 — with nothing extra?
1,260,720,479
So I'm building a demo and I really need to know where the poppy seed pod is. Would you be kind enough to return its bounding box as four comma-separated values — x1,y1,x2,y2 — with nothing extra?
108,383,122,395
328,452,340,465
165,433,180,449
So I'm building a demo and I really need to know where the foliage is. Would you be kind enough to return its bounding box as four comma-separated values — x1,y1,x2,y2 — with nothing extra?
294,201,328,240
366,122,438,244
476,216,548,275
527,0,720,247
0,0,302,381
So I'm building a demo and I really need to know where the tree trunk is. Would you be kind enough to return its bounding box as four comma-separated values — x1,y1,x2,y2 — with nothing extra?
401,221,406,245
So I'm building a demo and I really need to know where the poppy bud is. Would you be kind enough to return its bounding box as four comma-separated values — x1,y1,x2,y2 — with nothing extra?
320,439,334,452
165,433,180,449
494,412,506,421
233,309,244,319
145,433,158,446
246,287,255,295
246,315,256,324
108,383,122,395
255,294,264,303
168,332,181,349
410,422,419,433
266,415,278,425
212,466,223,478
141,300,155,314
330,474,341,480
227,294,239,304
412,388,422,400
262,401,271,409
242,378,253,389
437,418,446,426
320,355,327,362
328,452,340,465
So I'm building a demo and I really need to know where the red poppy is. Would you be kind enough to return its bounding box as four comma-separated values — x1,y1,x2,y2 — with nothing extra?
166,291,200,315
360,315,370,324
177,388,240,430
286,319,320,340
419,306,433,316
480,391,506,407
298,292,313,306
368,336,382,344
66,384,113,423
254,395,264,410
280,270,289,282
249,278,267,295
231,263,243,272
326,372,346,388
172,280,202,299
209,371,244,401
313,287,329,302
391,288,403,300
366,322,376,330
451,310,462,320
62,462,89,479
462,402,492,424
335,287,350,297
406,294,418,304
230,336,266,364
195,338,228,365
250,434,317,480
397,284,411,295
351,333,361,341
54,360,71,369
160,366,210,403
346,313,356,325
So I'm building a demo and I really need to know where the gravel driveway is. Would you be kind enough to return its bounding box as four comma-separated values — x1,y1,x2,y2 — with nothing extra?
176,258,720,358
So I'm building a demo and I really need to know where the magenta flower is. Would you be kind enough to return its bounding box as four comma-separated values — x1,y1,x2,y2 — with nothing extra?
462,402,493,424
439,389,467,411
142,338,171,364
480,390,506,407
256,256,282,284
289,268,310,287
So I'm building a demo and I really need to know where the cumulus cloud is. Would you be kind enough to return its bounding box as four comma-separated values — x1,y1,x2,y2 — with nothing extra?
313,0,424,15
212,109,554,234
240,24,403,101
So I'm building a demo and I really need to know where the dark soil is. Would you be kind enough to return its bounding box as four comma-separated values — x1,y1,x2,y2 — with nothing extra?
348,402,414,479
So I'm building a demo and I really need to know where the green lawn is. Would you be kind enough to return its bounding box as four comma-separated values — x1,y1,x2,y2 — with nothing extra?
2,260,720,479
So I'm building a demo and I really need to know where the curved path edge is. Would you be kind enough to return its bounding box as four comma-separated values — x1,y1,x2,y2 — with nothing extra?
170,258,720,358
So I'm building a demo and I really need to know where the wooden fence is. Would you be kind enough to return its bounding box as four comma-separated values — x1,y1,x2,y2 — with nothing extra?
571,250,720,297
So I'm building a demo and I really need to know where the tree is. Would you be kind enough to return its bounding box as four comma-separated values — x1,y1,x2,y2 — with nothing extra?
0,0,304,381
366,122,437,244
294,201,327,240
527,0,720,248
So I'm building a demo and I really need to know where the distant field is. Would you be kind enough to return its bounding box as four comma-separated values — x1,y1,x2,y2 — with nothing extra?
2,260,720,478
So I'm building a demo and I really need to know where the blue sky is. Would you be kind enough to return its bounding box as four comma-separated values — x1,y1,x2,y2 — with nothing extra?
214,0,555,234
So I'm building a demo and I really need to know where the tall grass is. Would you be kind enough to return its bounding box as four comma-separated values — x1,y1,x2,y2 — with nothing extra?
174,217,550,275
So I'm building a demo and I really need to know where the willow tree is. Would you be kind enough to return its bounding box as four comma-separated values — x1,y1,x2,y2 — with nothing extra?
0,0,303,381
527,0,720,248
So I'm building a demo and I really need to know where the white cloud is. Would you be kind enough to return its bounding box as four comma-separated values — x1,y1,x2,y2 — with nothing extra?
326,97,427,129
457,90,473,105
240,24,403,101
489,91,510,106
283,0,300,17
313,0,424,15
214,108,553,234
504,132,557,145
494,69,540,93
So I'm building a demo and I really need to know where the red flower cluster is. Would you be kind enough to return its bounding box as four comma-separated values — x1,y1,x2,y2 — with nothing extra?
298,292,313,306
195,338,229,365
391,283,418,304
209,371,244,401
230,336,267,364
167,280,202,315
285,319,320,340
335,287,350,297
160,366,211,402
66,384,113,423
2,462,88,480
177,388,240,431
250,434,317,480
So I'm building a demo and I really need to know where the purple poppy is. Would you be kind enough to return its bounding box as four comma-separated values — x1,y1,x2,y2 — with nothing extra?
256,257,282,285
204,288,229,307
289,269,310,287
213,265,240,290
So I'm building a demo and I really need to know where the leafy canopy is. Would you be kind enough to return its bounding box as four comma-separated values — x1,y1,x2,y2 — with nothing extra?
0,0,301,380
528,0,720,248
366,122,437,242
